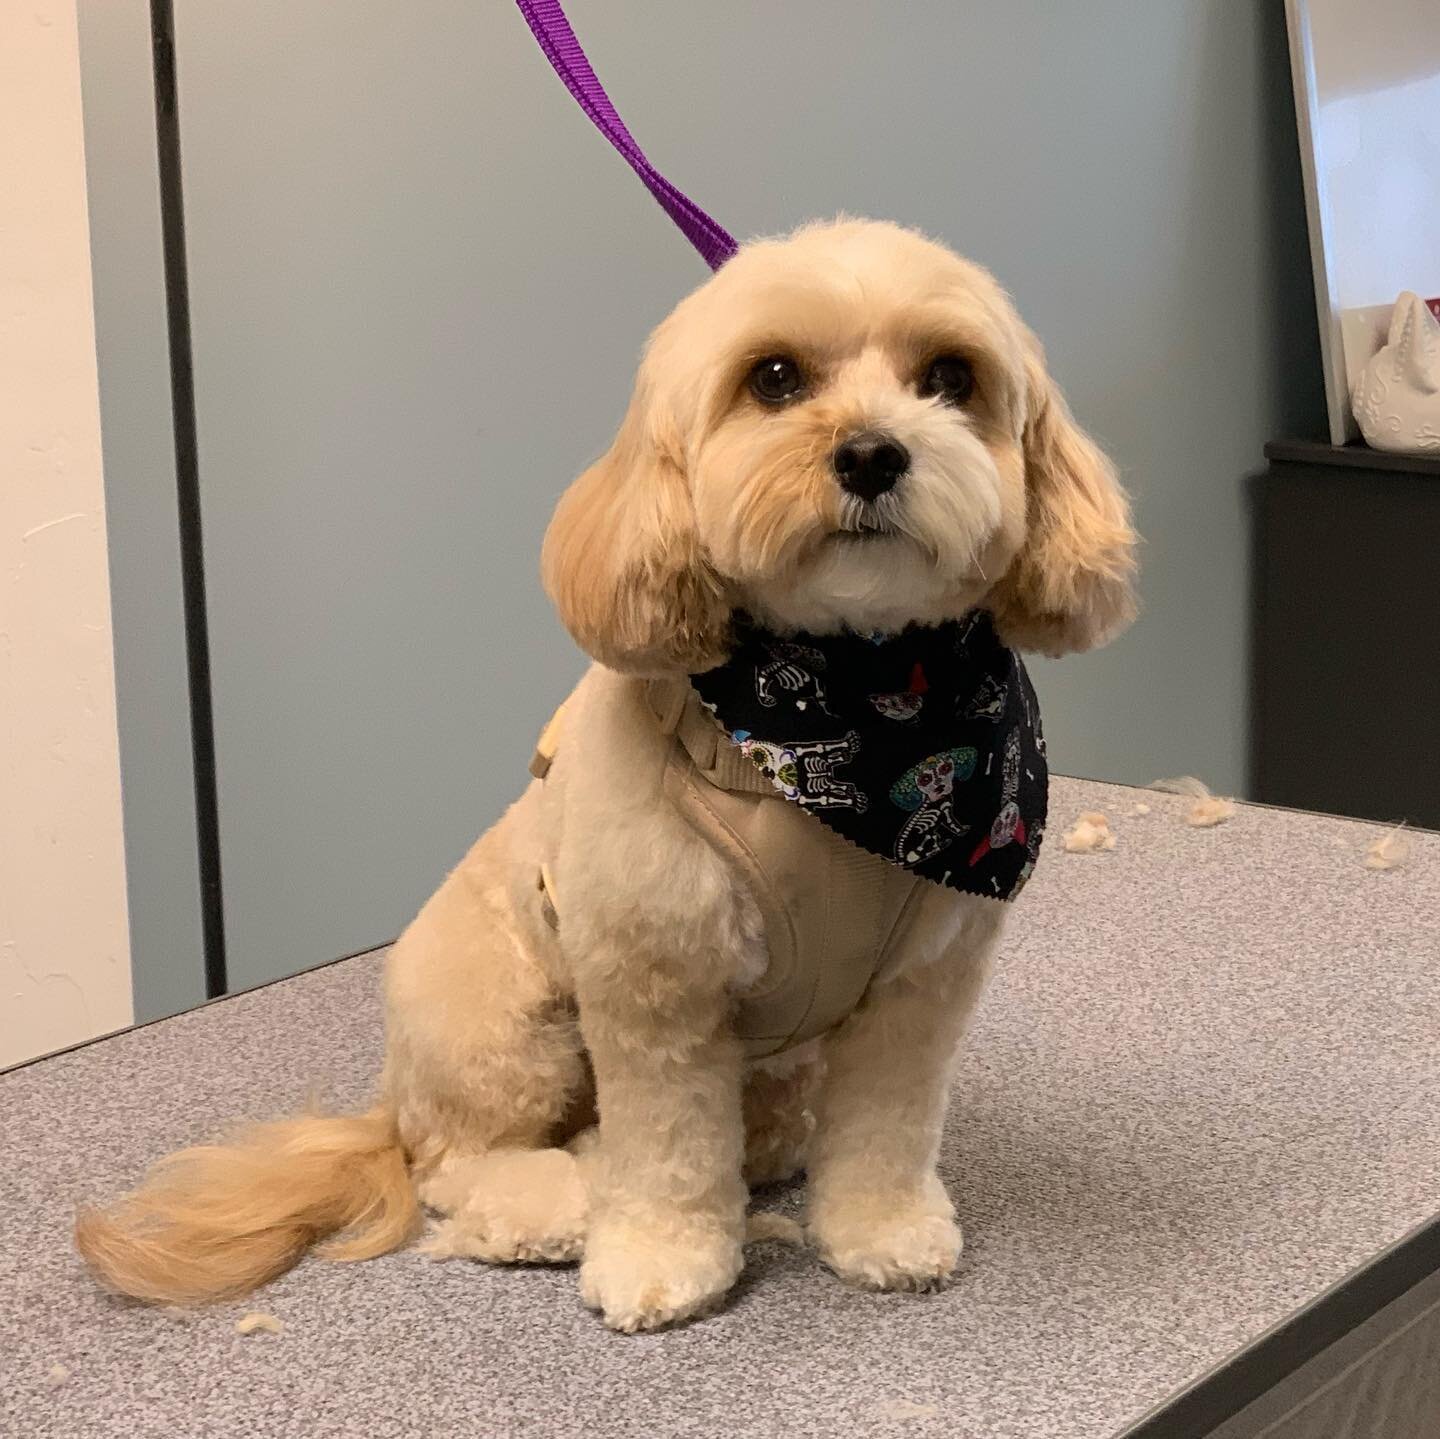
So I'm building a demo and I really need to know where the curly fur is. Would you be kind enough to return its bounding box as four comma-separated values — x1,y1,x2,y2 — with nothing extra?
76,218,1135,1330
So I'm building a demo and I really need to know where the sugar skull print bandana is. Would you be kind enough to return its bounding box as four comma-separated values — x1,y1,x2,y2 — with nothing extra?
690,611,1048,901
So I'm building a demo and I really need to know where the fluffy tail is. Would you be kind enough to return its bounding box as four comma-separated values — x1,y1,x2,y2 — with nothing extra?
75,1106,419,1304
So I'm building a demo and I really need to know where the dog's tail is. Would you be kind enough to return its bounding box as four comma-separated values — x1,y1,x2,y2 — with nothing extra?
74,1106,419,1304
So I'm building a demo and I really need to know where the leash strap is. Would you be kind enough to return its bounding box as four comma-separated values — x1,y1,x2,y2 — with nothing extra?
514,0,739,270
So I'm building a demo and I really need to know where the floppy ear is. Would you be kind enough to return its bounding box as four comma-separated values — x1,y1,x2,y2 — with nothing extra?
989,336,1138,656
541,379,731,674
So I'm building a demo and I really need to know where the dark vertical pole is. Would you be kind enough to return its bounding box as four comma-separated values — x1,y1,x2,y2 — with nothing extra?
150,0,228,999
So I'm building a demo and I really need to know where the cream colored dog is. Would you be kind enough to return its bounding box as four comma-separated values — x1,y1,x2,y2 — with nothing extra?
78,219,1136,1332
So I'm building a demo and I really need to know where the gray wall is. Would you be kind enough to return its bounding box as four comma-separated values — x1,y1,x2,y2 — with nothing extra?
77,0,208,1019
85,1,1324,1007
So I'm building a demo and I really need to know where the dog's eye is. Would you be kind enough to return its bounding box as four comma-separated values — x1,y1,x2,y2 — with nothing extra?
920,355,975,405
750,355,805,404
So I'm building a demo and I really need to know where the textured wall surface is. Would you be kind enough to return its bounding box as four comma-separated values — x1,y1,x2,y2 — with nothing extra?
0,0,133,1065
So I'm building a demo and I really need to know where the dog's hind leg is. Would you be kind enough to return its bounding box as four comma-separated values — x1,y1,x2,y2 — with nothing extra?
384,812,591,1264
420,1148,589,1264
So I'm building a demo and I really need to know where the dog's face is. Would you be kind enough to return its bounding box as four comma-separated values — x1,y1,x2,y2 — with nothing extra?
544,220,1136,672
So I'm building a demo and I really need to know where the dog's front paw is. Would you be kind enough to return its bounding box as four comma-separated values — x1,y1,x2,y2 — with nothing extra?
810,1193,961,1292
579,1218,743,1333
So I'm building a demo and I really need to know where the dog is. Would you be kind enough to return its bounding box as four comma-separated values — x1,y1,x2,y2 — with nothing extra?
76,219,1136,1333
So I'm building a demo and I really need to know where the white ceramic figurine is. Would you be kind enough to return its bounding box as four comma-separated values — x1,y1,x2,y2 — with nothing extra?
1353,291,1440,455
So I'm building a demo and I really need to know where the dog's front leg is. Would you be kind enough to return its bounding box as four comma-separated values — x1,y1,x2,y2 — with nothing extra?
573,953,747,1333
808,897,1001,1291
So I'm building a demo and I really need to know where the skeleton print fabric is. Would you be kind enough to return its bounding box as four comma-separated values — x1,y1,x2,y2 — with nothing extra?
691,611,1048,901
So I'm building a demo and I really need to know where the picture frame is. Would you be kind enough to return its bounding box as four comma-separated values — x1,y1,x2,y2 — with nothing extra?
1285,0,1440,445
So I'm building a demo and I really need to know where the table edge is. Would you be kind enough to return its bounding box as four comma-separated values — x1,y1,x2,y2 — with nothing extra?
1118,1209,1440,1438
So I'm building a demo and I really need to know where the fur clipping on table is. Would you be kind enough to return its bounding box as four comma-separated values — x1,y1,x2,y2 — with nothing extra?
1063,812,1116,853
1151,776,1235,828
1364,824,1413,872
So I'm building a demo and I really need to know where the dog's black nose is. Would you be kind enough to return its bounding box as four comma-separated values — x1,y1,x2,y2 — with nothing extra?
832,432,909,501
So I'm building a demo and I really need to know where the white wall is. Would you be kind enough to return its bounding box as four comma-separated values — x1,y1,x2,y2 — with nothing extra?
0,0,133,1066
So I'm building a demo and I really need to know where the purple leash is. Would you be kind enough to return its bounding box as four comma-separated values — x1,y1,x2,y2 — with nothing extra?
514,0,739,271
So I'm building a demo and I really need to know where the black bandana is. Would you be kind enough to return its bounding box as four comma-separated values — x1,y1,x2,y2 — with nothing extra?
690,611,1047,901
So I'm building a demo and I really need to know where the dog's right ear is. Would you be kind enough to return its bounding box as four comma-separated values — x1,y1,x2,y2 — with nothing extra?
542,376,731,674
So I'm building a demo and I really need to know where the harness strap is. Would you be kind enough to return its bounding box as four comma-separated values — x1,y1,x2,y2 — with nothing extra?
526,677,927,1059
529,697,569,781
646,676,776,798
529,679,777,937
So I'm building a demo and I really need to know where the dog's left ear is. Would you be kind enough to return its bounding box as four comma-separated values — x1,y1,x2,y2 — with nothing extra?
989,334,1138,656
541,375,731,674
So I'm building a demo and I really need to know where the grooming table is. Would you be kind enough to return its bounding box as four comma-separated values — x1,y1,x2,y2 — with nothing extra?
4,779,1439,1439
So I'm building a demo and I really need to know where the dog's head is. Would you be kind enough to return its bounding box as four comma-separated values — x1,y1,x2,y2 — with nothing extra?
543,219,1136,671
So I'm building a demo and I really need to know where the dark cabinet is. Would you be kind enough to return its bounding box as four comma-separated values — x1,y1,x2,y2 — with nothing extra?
1251,441,1440,830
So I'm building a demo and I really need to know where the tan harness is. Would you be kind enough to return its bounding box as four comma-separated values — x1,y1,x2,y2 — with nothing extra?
530,678,929,1059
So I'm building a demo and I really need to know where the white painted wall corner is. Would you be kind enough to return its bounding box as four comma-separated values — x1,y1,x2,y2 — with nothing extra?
1,0,135,1067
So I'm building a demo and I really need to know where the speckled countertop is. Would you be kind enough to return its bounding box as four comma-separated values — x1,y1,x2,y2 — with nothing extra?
3,778,1438,1439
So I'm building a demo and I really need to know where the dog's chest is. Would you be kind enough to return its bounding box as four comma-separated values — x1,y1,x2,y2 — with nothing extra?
533,671,948,1061
645,677,932,1058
